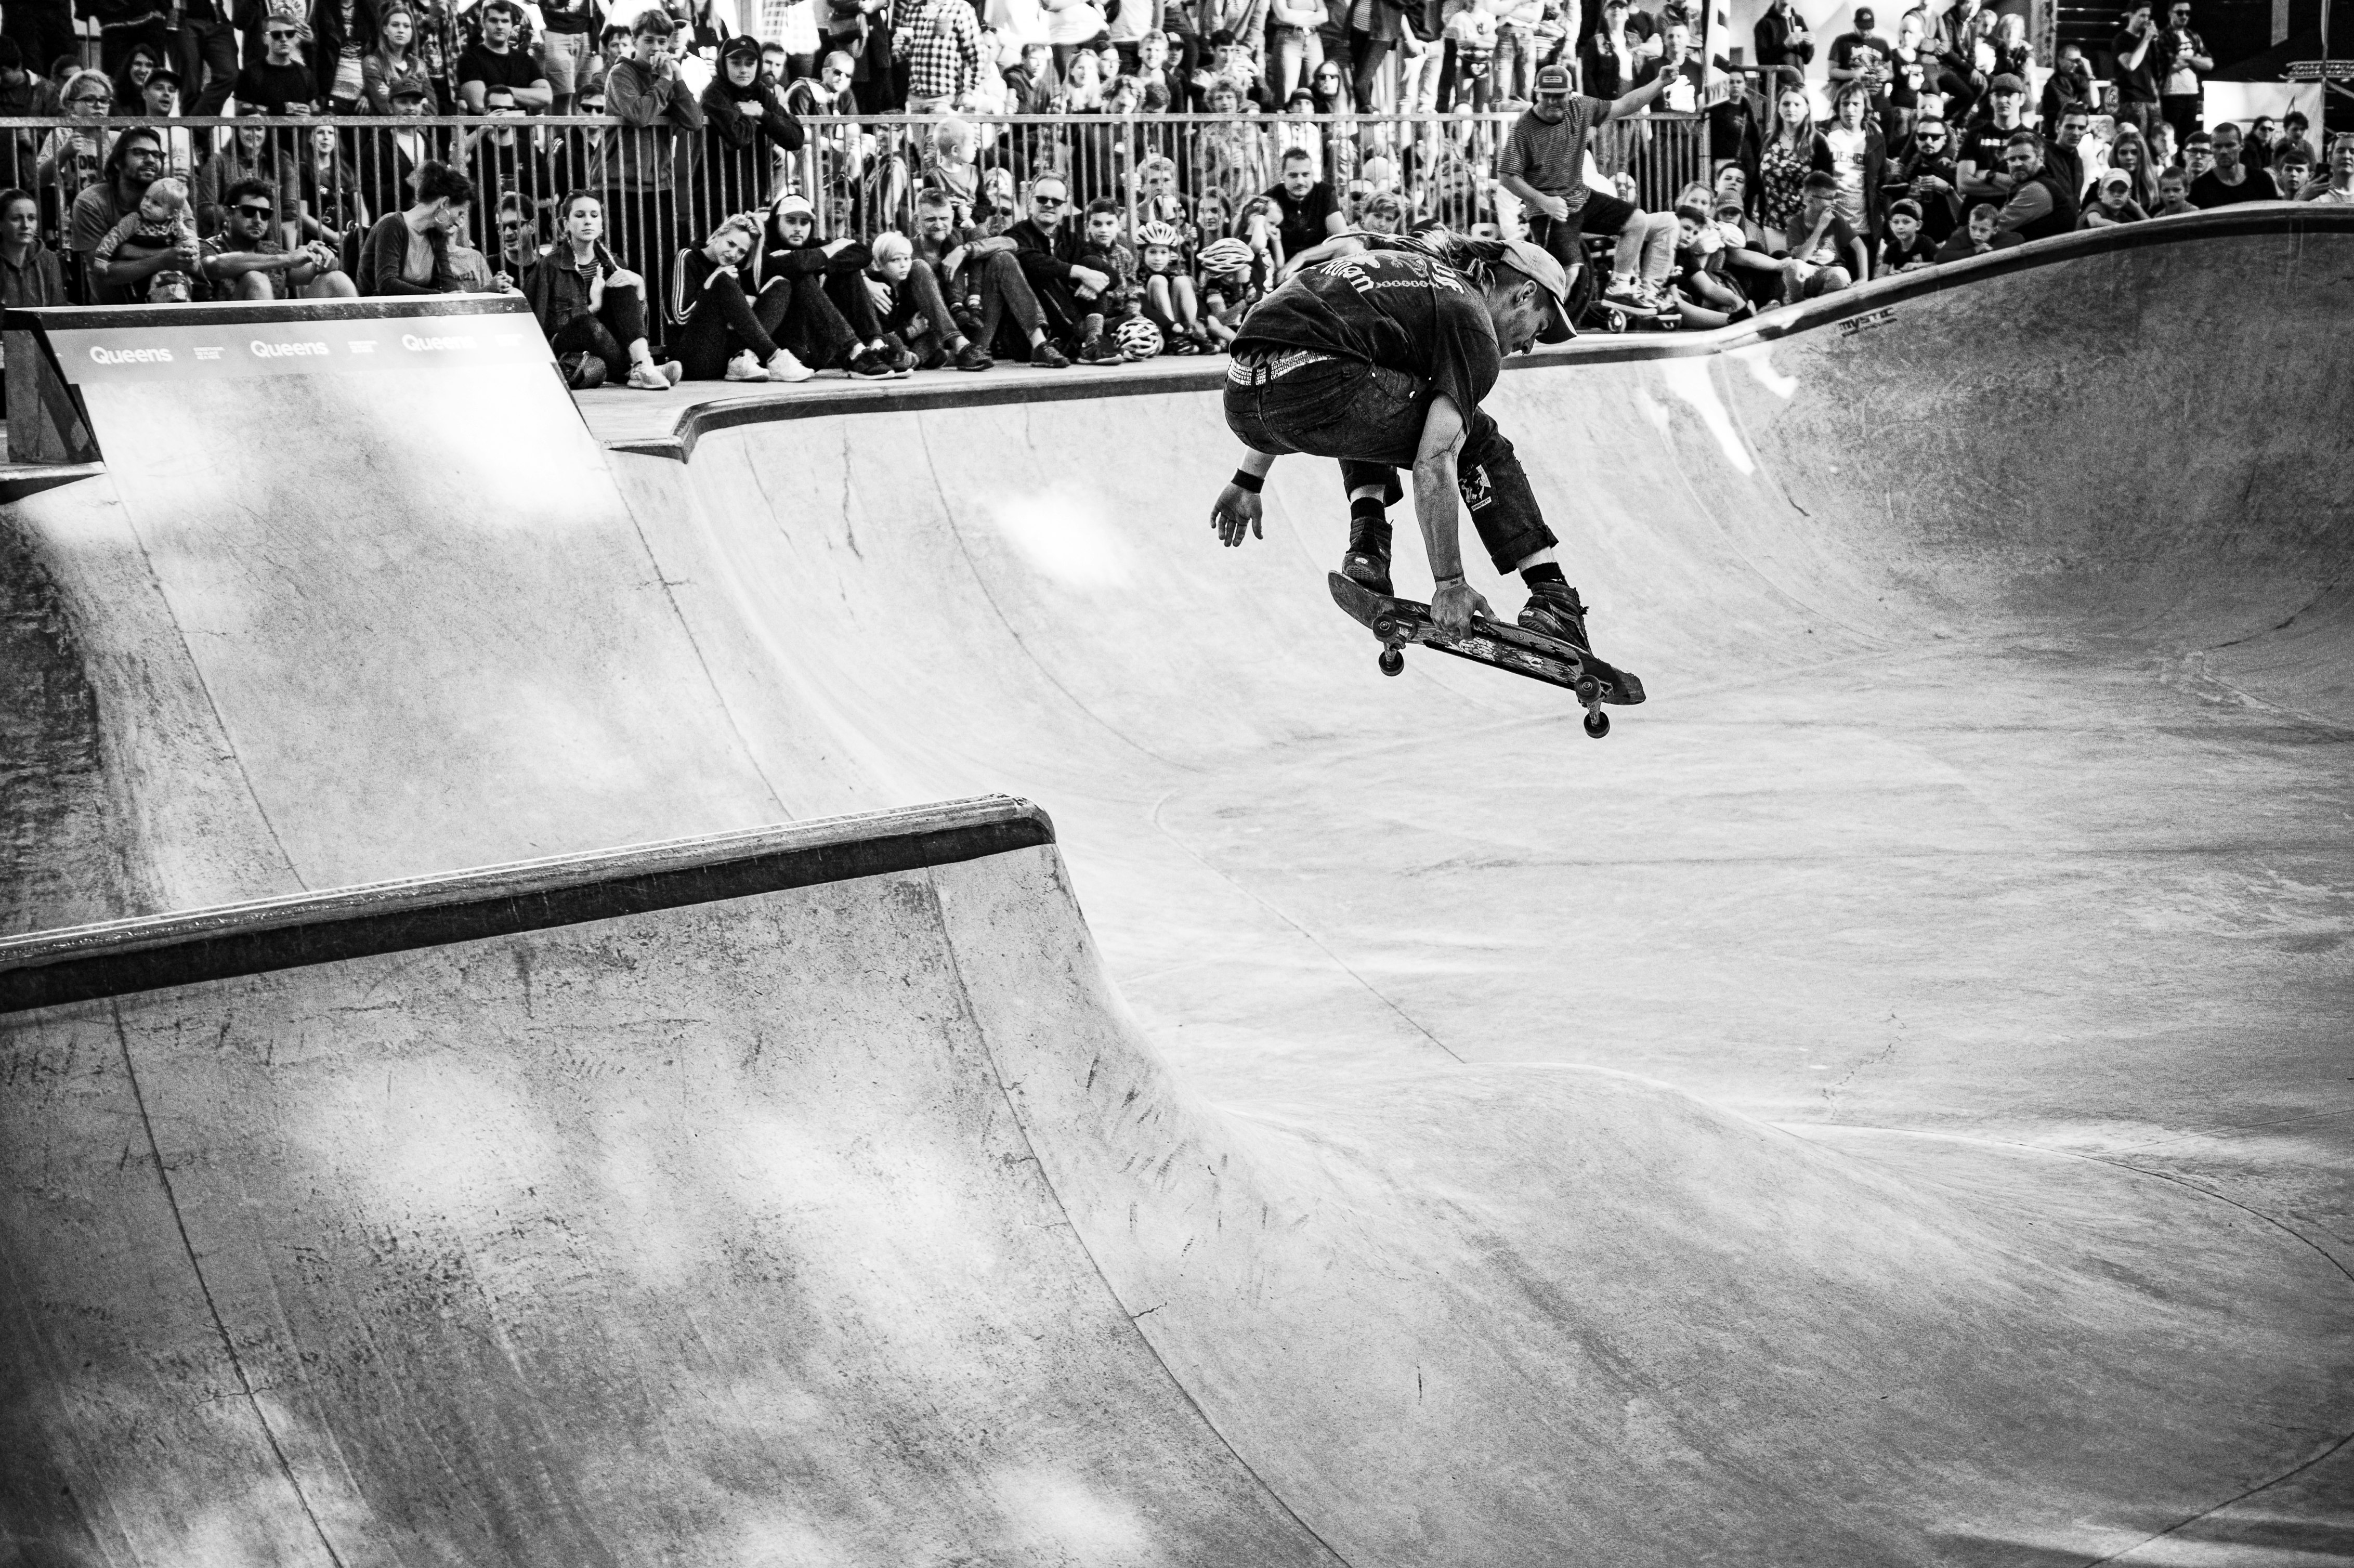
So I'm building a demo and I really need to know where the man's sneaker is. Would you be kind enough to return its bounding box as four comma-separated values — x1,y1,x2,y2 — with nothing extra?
625,360,672,391
1077,336,1123,365
1030,340,1070,369
1518,580,1594,651
881,342,919,374
1600,278,1650,311
1340,519,1393,597
952,340,992,371
1637,279,1677,312
847,348,896,379
764,348,815,383
724,350,769,382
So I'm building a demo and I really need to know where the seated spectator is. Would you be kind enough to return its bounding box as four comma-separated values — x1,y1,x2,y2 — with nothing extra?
2301,133,2354,203
200,176,357,298
2105,125,2163,212
1874,195,1935,272
492,191,538,282
2044,107,2091,205
146,267,195,302
1667,200,1752,327
922,115,985,225
294,121,371,252
865,230,990,370
1194,233,1258,348
2188,121,2279,207
669,214,799,381
91,173,196,290
1005,172,1119,362
1780,170,1866,298
2181,128,2216,184
909,187,1065,366
2079,167,2148,227
1885,115,1960,243
1134,218,1207,351
1989,131,2078,240
525,191,684,389
1068,196,1135,362
359,159,474,294
195,107,297,236
70,128,175,304
1933,199,2022,260
2039,41,2096,128
1266,145,1348,273
1131,29,1175,110
754,191,903,377
0,187,67,308
2152,166,2195,215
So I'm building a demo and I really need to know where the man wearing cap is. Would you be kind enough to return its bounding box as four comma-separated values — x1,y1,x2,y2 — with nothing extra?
1956,72,2029,202
1498,59,1682,318
1828,6,1892,104
701,34,802,218
1986,130,2078,239
1209,236,1643,695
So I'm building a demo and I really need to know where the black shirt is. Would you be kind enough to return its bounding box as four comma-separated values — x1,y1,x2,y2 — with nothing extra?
1236,246,1501,423
2188,166,2279,208
460,43,545,93
1264,179,1340,259
2109,24,2159,101
1876,228,1936,270
234,60,318,113
1828,30,1891,94
1958,117,2025,181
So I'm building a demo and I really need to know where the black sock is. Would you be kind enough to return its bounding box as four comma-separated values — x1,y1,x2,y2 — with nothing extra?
1347,496,1390,554
1522,561,1567,590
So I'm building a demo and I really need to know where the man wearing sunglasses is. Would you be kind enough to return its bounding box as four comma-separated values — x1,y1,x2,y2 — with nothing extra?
1005,174,1109,363
232,14,321,114
2155,2,2210,146
201,175,357,298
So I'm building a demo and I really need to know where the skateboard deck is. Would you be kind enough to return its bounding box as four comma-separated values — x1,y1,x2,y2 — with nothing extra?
1328,572,1644,738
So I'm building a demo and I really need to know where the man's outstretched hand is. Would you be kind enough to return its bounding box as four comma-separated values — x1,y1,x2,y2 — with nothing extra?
1431,579,1493,634
1212,485,1263,547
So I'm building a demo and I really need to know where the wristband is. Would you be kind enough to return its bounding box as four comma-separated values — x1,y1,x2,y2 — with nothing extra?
1434,572,1466,587
1230,468,1264,493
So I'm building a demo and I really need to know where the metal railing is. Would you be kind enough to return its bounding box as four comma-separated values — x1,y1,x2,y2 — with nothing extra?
0,109,1709,306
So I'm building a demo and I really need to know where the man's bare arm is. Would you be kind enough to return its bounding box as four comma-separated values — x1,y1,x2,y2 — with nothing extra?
1212,448,1279,546
1605,72,1673,120
1415,394,1494,631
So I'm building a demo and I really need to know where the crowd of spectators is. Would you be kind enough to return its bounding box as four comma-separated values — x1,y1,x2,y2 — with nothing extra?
0,0,2339,384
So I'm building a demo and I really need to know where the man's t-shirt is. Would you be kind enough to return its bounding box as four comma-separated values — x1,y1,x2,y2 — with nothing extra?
2157,27,2203,95
1235,247,1502,424
2109,26,2159,102
2188,166,2280,207
1794,210,1863,268
1497,96,1611,205
1828,29,1891,95
1957,117,2024,181
1264,179,1340,258
460,44,544,94
235,59,319,113
1633,55,1703,112
1877,229,1935,270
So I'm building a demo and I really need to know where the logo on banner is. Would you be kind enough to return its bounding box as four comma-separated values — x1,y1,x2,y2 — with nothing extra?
401,333,478,353
89,345,173,364
250,339,330,358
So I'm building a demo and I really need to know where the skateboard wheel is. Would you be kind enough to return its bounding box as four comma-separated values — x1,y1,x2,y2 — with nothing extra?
1372,615,1397,639
1583,708,1610,739
1378,648,1405,677
1574,676,1600,703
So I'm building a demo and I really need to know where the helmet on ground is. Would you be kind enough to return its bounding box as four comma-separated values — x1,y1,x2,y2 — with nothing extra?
1136,219,1182,247
1114,316,1164,359
1198,237,1252,274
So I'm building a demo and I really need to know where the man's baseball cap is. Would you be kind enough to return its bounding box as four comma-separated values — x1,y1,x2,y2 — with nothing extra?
2099,168,2131,187
774,192,816,216
1534,62,1572,95
1497,238,1577,345
720,33,762,60
1853,6,1875,23
1987,71,2025,92
388,79,430,99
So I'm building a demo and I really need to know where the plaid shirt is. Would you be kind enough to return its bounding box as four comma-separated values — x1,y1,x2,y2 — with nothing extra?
893,0,981,102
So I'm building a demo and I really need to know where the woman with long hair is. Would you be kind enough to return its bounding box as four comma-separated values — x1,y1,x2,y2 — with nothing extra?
1990,11,2030,83
1756,82,1816,247
295,119,371,249
2105,124,2162,211
110,44,162,111
1822,77,1886,239
363,5,436,111
524,190,679,388
358,157,472,293
194,106,292,234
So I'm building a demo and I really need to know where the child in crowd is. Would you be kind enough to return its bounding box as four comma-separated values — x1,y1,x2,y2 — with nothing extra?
1195,234,1258,350
92,175,197,283
1934,201,2022,261
1667,200,1750,326
1135,219,1208,354
2152,167,2196,215
1073,198,1137,365
1781,171,1867,300
1875,197,1938,274
2272,145,2315,200
2079,168,2149,227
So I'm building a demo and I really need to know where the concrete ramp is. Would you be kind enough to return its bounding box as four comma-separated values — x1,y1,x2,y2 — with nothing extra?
2,800,2344,1566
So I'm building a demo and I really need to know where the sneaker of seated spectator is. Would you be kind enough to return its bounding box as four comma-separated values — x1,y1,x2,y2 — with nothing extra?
524,190,684,390
1932,200,2023,261
201,176,361,299
672,213,814,382
760,192,903,378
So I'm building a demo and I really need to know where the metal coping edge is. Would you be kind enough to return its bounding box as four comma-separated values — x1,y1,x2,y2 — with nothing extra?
0,795,1055,1014
628,207,2354,460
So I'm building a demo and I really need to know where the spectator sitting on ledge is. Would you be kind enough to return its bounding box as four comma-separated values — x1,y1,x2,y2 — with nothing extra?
201,176,359,298
1933,199,2022,260
760,191,905,378
670,212,810,383
0,188,64,312
359,159,475,294
1780,169,1867,299
865,229,990,371
525,190,682,390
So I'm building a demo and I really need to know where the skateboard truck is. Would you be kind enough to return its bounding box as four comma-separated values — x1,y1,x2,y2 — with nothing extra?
1371,607,1612,740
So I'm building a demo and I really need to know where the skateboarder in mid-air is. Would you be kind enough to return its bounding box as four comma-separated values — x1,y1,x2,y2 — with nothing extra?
1209,232,1641,697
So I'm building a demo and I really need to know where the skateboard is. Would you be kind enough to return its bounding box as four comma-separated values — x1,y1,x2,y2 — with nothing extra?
1327,572,1645,739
